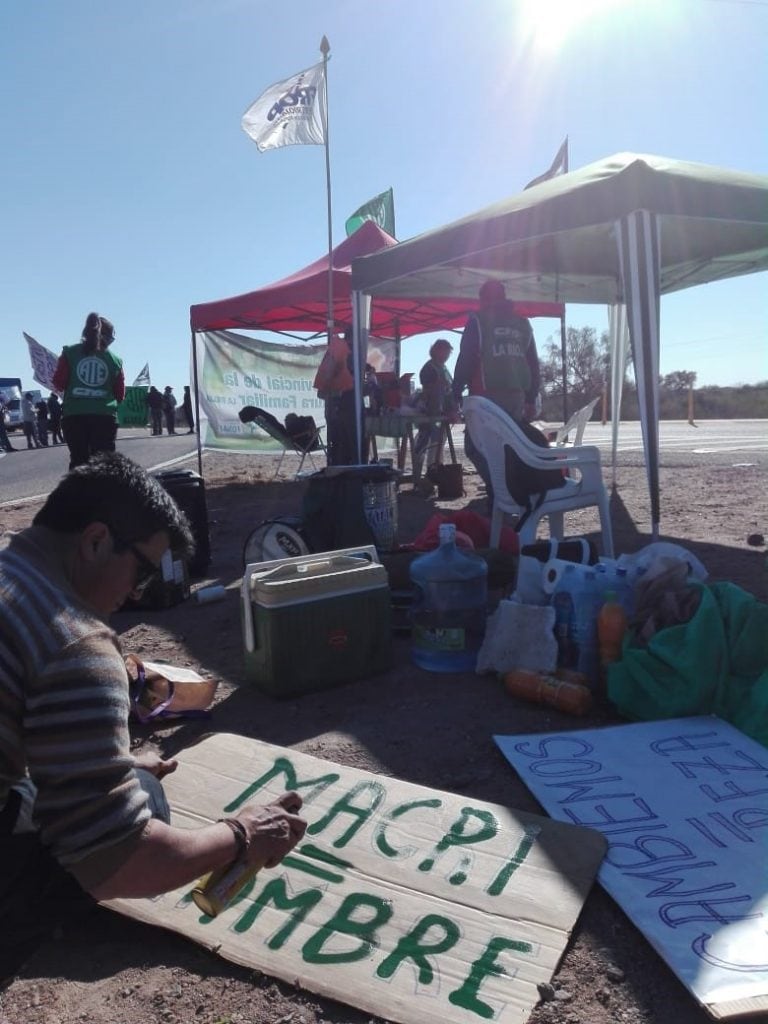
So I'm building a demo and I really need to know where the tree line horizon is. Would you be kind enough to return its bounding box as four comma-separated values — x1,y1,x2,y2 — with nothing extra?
539,326,767,421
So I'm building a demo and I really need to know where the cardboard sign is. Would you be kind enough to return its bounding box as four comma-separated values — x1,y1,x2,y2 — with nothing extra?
495,717,768,1020
107,734,605,1024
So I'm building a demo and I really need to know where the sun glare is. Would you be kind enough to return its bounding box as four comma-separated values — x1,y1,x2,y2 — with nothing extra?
519,0,627,55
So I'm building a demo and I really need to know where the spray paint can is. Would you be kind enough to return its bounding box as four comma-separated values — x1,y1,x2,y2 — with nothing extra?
191,856,266,917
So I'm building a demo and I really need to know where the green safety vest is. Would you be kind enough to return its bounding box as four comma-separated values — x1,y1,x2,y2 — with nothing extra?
61,344,122,417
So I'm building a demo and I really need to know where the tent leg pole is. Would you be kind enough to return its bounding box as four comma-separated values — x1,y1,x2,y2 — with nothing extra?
191,330,203,480
560,314,568,423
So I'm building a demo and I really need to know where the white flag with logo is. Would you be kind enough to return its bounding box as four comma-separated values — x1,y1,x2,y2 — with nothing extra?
241,62,326,152
133,363,150,387
23,332,60,392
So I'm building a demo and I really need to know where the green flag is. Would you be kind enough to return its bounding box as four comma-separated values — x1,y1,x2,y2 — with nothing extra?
345,187,395,238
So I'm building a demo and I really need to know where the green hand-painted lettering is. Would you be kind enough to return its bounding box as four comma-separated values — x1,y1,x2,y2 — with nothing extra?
302,893,393,964
374,798,442,858
419,807,498,873
307,780,386,847
486,824,540,896
449,936,534,1019
377,913,460,984
224,756,340,813
232,876,324,945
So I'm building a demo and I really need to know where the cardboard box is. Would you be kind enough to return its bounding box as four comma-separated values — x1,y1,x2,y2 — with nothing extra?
241,545,392,697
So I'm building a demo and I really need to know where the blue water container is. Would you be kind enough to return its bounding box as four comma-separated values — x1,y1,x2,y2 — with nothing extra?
409,523,489,672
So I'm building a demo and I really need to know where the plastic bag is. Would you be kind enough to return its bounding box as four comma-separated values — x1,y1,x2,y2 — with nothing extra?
616,541,708,582
125,654,218,722
476,601,558,675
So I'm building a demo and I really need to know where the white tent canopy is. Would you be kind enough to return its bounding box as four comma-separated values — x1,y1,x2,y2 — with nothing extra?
350,152,768,536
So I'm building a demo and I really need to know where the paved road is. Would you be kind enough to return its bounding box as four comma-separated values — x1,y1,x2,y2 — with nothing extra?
0,429,199,506
572,418,768,459
2,420,765,506
396,419,768,468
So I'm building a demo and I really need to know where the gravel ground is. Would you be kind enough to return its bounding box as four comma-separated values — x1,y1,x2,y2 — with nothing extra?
0,441,766,1024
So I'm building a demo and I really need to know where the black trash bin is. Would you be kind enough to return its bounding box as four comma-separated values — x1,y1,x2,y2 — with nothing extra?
301,465,399,554
153,468,211,576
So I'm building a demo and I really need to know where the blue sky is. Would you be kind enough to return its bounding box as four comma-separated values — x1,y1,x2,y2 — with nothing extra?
1,0,766,397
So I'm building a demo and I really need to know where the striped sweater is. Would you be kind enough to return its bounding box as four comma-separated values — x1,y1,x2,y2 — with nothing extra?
0,530,150,868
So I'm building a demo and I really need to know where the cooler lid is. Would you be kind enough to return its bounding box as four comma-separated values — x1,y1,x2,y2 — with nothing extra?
250,554,387,605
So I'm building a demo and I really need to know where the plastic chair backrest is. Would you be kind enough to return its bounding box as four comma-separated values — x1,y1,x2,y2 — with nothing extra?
465,400,561,509
555,397,599,446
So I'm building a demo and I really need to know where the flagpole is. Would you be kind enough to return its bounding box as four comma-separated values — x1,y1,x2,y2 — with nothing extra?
321,35,333,346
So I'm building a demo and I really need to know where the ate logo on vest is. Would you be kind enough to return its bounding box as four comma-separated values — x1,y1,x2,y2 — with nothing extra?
76,356,109,388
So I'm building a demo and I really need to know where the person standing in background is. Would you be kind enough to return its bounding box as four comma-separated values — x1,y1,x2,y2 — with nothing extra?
52,313,125,469
35,398,50,447
313,329,357,465
47,393,64,444
182,386,195,434
453,280,540,508
162,387,177,435
21,393,40,450
0,399,16,452
147,387,164,436
413,338,457,480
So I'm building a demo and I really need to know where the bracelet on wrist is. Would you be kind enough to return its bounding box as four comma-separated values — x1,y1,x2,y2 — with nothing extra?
218,817,249,859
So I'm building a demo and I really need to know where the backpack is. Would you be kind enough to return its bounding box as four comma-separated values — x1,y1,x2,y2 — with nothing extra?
504,420,566,532
284,413,321,451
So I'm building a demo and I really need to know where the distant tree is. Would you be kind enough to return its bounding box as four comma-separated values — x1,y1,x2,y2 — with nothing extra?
661,370,697,392
540,326,617,419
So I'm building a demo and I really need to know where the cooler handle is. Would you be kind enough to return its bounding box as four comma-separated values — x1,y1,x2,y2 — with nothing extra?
254,555,369,584
242,573,256,652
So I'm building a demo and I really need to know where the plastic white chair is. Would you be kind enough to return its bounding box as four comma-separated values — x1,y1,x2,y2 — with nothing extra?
555,396,600,447
463,396,614,555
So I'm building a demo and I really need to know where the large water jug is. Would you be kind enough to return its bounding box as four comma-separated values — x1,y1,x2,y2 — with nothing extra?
410,523,488,672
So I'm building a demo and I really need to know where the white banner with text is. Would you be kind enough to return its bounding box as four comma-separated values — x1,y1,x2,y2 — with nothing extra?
495,717,768,1020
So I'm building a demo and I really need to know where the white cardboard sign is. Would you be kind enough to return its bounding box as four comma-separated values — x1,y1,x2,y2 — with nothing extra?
495,716,768,1020
108,734,606,1024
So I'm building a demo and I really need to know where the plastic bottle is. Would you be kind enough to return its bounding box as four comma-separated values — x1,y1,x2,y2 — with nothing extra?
613,566,631,615
409,522,488,672
502,669,593,716
571,568,600,687
552,564,578,668
597,590,628,695
195,584,227,605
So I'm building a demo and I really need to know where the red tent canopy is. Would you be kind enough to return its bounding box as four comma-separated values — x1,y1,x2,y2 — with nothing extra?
190,220,562,337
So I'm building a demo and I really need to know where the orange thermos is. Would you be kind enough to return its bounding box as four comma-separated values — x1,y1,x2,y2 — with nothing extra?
502,668,593,716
